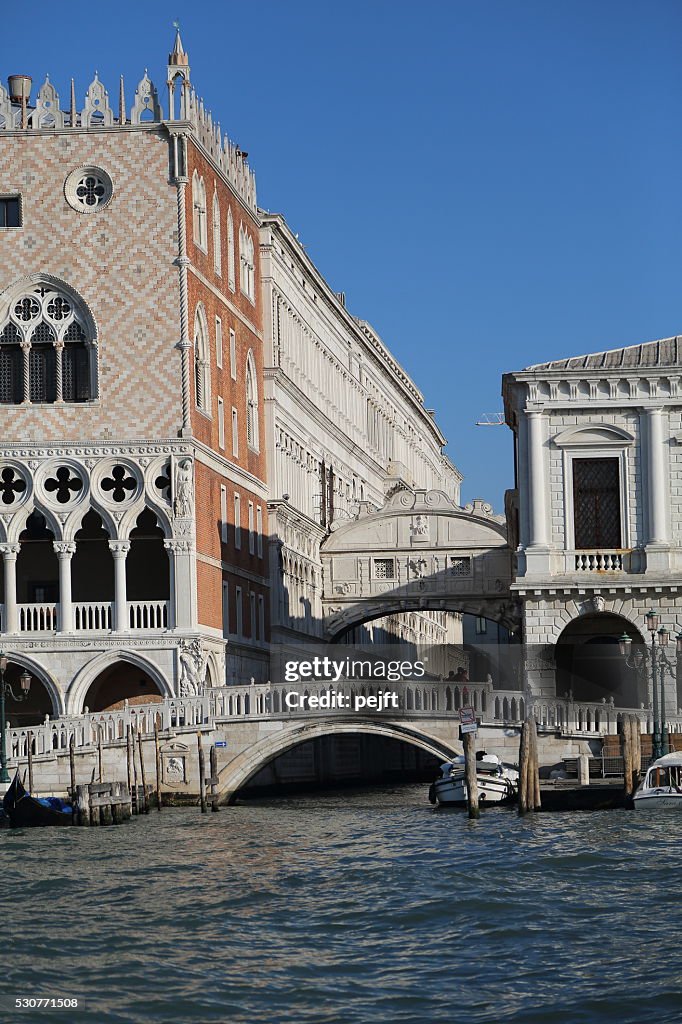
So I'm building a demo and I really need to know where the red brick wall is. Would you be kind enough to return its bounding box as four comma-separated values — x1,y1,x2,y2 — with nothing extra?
186,141,268,637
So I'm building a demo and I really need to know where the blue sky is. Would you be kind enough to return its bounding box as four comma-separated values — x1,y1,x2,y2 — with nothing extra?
7,1,682,510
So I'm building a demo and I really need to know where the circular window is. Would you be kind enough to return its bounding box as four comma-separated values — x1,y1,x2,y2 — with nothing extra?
64,166,113,214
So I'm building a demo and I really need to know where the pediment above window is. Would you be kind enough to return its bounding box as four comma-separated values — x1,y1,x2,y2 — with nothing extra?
553,424,635,448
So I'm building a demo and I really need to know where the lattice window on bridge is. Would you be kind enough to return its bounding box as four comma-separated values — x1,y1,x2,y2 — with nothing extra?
450,556,472,577
572,458,621,549
373,558,396,580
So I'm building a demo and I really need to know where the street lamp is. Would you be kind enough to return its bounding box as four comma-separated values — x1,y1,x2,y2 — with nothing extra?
619,615,682,762
0,652,32,784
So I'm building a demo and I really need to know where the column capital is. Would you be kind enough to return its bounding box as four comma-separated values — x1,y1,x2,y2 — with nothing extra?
53,541,76,557
164,537,193,553
0,543,20,557
109,540,131,556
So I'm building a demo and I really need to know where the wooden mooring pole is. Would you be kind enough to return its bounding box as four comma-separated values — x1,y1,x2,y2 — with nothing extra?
209,745,219,812
27,730,34,796
69,736,77,825
518,720,529,816
97,726,104,783
131,726,139,815
631,714,642,783
137,731,149,814
198,732,207,813
462,730,479,819
623,716,634,801
530,715,541,810
154,722,162,812
126,724,133,807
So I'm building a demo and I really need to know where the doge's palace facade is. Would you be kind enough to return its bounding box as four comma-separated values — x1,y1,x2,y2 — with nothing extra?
0,33,268,724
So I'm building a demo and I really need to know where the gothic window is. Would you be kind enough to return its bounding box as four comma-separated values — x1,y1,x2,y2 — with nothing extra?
227,207,235,291
245,350,259,451
0,281,95,404
239,225,255,301
212,191,221,275
572,458,621,549
192,171,207,250
193,305,210,411
0,323,22,403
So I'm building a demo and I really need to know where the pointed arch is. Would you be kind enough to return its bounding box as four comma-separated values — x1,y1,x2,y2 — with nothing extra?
245,349,259,451
0,275,98,405
212,190,222,275
239,224,255,301
192,171,207,250
193,304,211,412
227,207,235,291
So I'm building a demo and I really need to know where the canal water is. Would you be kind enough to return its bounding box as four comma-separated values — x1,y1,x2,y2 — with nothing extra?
1,786,681,1024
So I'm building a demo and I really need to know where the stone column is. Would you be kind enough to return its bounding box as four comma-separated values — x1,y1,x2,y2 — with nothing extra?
20,341,31,404
53,541,76,632
0,543,20,634
54,340,64,403
524,407,548,573
645,408,668,545
163,538,177,630
165,537,195,629
109,541,130,632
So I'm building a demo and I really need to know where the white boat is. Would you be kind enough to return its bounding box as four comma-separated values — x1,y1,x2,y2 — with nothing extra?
633,752,682,810
428,752,519,807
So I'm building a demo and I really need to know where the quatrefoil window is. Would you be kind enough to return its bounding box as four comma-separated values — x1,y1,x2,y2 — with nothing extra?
45,466,83,504
14,297,39,322
64,166,113,214
0,467,26,505
102,465,137,502
154,463,172,502
46,296,71,321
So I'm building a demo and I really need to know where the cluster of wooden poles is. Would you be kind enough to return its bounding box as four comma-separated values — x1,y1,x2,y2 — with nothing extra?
462,715,542,820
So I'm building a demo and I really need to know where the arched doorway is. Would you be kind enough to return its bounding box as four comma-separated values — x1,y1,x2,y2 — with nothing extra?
72,510,114,603
16,510,58,606
556,614,644,707
83,662,164,712
2,661,56,726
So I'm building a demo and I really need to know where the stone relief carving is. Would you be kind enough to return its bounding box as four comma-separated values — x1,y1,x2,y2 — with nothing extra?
178,639,208,697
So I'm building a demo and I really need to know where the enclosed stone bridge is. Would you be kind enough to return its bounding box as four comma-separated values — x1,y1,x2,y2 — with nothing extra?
320,490,519,640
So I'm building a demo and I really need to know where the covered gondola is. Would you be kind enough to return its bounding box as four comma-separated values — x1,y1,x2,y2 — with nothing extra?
2,771,72,827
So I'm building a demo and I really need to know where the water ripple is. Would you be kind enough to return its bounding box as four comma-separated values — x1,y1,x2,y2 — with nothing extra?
1,788,682,1023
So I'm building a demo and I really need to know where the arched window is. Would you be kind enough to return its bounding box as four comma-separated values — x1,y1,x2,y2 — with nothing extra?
0,280,95,404
239,224,255,301
227,208,235,291
212,190,221,275
245,350,259,451
194,305,210,411
192,171,207,250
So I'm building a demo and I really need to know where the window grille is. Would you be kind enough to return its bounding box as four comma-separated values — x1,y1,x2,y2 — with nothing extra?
450,556,472,576
374,558,395,580
29,345,56,403
573,458,621,549
0,349,20,403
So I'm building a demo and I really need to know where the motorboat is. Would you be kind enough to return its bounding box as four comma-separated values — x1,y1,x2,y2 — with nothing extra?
633,752,682,810
428,751,519,807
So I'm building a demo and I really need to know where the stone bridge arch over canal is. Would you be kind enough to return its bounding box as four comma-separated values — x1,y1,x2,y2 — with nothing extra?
320,489,519,640
215,714,462,803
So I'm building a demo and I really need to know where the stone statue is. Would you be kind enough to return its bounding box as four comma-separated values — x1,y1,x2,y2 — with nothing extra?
178,638,208,696
412,514,429,536
174,458,193,518
409,557,428,579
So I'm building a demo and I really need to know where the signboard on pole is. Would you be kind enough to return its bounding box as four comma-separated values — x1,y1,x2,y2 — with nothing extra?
459,706,478,734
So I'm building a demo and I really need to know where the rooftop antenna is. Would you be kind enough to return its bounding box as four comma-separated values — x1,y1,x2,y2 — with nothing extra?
475,413,505,426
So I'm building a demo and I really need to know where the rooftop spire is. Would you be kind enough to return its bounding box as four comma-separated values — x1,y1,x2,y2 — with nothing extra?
169,22,189,67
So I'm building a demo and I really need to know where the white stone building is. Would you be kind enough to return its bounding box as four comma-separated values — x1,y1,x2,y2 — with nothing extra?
504,334,682,721
260,213,464,666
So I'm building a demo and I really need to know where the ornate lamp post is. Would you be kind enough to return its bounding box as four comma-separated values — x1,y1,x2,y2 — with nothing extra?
619,611,682,761
0,652,32,784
